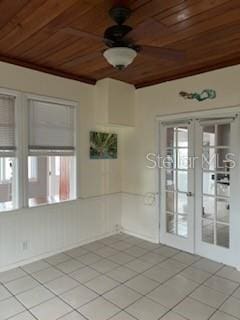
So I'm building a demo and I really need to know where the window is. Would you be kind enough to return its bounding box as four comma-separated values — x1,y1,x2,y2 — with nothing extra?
28,99,76,207
0,94,16,211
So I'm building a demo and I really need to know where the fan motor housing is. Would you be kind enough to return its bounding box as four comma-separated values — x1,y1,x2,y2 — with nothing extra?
109,6,131,25
104,25,132,44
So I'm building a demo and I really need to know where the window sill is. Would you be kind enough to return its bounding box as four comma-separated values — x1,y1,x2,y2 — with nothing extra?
0,198,78,215
28,196,76,208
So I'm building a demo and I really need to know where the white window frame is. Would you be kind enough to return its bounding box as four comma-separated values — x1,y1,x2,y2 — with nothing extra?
0,88,22,211
24,93,78,208
0,88,79,213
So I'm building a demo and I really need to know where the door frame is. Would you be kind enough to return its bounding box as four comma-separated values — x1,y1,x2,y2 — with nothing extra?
157,105,240,269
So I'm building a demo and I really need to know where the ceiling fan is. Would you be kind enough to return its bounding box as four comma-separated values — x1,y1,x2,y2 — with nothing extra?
60,4,185,71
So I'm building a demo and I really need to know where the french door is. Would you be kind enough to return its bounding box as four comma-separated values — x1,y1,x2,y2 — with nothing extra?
159,113,240,267
160,121,195,253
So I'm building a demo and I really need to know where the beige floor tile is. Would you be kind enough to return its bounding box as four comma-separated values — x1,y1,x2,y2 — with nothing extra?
153,246,179,258
210,311,239,320
100,236,120,245
78,297,120,320
158,259,187,273
217,266,240,283
143,265,176,283
0,297,25,320
45,275,79,294
125,259,153,273
204,275,239,295
126,297,168,320
233,287,240,300
148,284,187,308
173,297,215,320
30,297,72,320
124,246,148,258
104,285,141,309
22,260,50,273
0,268,26,284
108,252,134,265
124,237,145,245
8,311,36,320
192,258,223,274
106,266,137,283
191,285,228,308
110,311,136,319
173,252,200,265
70,266,100,283
0,284,12,301
1,235,239,320
85,275,119,294
59,311,86,319
95,246,118,258
220,297,240,319
82,241,105,252
17,285,54,308
57,259,85,273
164,274,199,295
65,247,88,258
45,253,70,265
136,241,161,250
32,267,63,283
60,284,98,308
90,259,119,273
109,240,133,251
125,275,159,294
139,252,166,264
160,311,188,320
5,275,39,295
76,253,102,265
180,266,212,283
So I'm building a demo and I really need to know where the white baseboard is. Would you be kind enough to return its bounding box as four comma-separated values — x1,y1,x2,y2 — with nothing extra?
122,228,159,244
0,230,118,273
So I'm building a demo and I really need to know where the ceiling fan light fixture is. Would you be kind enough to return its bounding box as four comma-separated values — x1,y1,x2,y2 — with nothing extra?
103,47,137,70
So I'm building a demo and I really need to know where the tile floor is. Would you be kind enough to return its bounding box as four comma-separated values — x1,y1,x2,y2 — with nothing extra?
0,233,240,320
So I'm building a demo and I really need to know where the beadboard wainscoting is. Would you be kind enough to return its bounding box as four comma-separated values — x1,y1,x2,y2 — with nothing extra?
0,193,121,272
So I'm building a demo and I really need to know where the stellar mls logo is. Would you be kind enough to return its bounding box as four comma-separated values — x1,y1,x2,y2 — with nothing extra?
146,152,236,169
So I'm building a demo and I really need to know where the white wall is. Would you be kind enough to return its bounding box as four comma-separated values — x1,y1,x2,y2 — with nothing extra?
1,61,240,271
122,65,240,242
0,62,122,271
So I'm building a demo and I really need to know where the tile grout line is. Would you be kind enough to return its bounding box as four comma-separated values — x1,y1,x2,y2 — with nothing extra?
1,234,240,320
0,238,180,319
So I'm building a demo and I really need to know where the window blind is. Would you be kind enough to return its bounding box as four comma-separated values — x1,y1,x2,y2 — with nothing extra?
0,95,15,156
28,99,75,155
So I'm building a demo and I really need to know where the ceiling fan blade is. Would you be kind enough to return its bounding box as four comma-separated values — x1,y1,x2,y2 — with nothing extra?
62,51,103,68
60,27,105,42
140,45,185,61
124,18,169,43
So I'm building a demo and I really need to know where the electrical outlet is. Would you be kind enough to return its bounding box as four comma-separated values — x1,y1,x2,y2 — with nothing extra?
22,241,29,251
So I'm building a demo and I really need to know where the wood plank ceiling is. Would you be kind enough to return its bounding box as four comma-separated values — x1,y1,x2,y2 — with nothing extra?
0,0,239,88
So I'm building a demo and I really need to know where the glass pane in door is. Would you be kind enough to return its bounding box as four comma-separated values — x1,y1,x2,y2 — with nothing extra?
201,123,230,248
166,170,176,191
203,125,215,147
165,125,190,239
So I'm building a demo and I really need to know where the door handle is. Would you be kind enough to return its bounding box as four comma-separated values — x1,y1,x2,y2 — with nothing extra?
186,192,193,197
